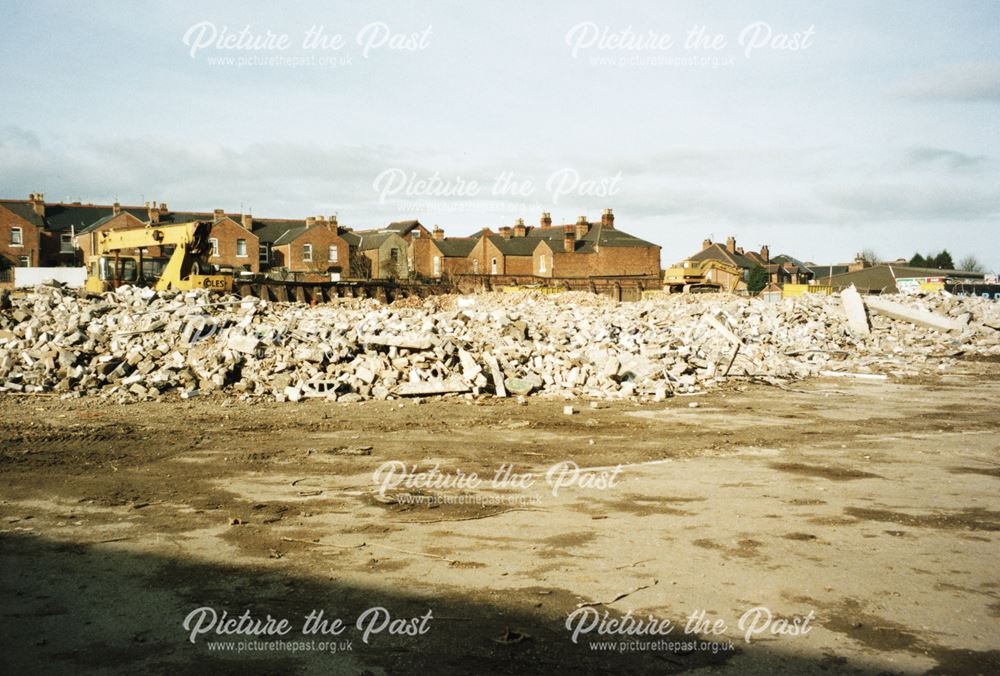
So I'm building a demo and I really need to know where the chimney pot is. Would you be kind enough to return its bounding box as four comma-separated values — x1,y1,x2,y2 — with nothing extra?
726,236,736,254
432,225,444,240
241,213,253,230
601,208,614,228
541,212,552,229
702,238,712,250
305,216,316,227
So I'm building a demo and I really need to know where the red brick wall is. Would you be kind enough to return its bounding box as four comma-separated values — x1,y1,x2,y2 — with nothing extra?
207,218,260,273
0,204,41,268
274,225,349,273
78,213,163,267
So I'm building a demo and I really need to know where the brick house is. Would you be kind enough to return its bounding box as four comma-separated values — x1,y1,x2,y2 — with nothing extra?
465,209,661,281
0,198,44,275
263,216,351,275
204,214,259,274
683,237,812,290
342,230,410,279
422,226,479,279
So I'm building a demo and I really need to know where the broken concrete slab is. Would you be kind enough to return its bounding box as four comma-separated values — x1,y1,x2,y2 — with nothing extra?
395,377,471,397
840,285,871,335
864,296,964,333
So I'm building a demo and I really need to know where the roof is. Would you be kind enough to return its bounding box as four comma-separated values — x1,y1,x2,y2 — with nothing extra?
0,201,46,228
580,222,659,249
810,264,851,279
488,235,541,256
354,231,405,251
828,264,985,293
76,211,149,235
272,226,309,246
686,243,756,269
385,220,423,235
42,203,149,233
432,237,477,257
253,219,308,244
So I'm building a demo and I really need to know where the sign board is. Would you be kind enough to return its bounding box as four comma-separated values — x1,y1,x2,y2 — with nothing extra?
896,277,944,295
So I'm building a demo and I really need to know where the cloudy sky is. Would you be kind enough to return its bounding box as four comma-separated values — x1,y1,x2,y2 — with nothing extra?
2,0,998,270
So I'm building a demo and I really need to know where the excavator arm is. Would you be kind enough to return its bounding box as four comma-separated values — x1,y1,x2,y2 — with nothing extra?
90,221,230,292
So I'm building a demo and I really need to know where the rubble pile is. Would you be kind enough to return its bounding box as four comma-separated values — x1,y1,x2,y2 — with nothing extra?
1,283,998,403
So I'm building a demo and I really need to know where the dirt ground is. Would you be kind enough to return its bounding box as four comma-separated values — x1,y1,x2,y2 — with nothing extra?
1,360,999,675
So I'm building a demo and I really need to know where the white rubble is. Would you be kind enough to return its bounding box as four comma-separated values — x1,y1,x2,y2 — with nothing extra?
0,284,998,403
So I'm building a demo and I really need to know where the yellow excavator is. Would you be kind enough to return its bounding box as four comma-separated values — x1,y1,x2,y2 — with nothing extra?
662,259,741,293
85,221,232,294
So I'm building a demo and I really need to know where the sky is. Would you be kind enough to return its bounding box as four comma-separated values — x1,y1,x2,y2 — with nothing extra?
1,0,998,270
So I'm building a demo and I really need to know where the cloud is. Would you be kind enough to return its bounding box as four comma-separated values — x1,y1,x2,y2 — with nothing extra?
894,63,1000,103
903,146,989,170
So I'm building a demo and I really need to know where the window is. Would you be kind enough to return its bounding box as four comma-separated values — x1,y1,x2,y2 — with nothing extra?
236,239,247,257
259,244,269,264
433,256,441,276
539,254,547,273
412,229,421,238
328,245,338,262
19,255,30,267
491,257,498,274
390,248,399,262
302,243,313,262
210,238,219,257
11,227,23,246
472,259,479,274
60,233,74,253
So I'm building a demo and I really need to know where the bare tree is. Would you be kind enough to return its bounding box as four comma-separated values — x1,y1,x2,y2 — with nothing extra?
859,248,881,266
957,255,986,273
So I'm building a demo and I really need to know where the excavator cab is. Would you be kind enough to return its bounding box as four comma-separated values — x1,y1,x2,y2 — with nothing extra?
85,255,140,293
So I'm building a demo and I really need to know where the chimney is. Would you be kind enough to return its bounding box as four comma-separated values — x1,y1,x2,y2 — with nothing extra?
601,208,614,228
500,226,513,239
29,192,46,217
575,216,589,240
213,208,225,222
329,214,338,226
736,246,744,255
242,213,253,230
540,212,552,229
513,218,526,237
112,201,121,216
702,238,712,250
305,216,316,227
760,244,769,262
726,236,736,254
147,201,160,224
432,225,444,240
563,225,575,253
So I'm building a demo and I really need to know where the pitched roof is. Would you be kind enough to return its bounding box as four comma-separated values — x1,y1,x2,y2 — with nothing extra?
354,231,405,251
580,222,659,249
488,235,541,256
0,201,46,227
827,264,984,293
272,226,309,246
76,211,148,235
42,203,149,232
253,219,308,244
432,237,477,257
686,243,756,269
385,220,423,235
810,264,851,279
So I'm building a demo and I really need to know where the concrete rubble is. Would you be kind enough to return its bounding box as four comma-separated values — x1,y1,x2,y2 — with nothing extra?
1,283,999,403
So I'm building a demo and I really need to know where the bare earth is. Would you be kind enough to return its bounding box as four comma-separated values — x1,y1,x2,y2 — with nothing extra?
1,360,999,675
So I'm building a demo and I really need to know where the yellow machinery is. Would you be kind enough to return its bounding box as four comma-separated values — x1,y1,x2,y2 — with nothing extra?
663,260,740,293
85,221,231,294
